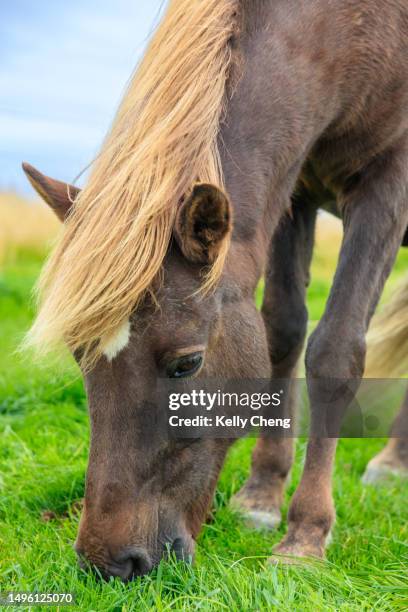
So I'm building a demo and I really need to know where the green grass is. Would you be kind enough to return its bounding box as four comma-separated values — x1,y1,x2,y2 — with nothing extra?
1,245,408,611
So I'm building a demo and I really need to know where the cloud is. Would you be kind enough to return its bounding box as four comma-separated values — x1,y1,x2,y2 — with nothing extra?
0,0,165,192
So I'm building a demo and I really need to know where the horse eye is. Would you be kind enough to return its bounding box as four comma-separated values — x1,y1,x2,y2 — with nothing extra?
166,352,203,378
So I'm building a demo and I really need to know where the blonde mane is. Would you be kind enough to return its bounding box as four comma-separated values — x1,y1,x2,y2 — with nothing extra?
26,0,240,368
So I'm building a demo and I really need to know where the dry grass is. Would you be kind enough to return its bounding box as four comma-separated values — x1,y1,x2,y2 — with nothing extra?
0,192,59,266
313,211,343,280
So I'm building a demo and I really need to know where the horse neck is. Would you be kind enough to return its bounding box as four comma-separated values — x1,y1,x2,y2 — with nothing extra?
218,0,320,296
218,86,302,297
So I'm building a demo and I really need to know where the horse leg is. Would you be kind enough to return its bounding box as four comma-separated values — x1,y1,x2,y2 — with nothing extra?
231,192,317,529
271,140,408,561
363,388,408,483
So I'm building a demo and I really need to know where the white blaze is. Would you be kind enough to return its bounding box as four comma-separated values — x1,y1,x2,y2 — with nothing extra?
101,319,131,361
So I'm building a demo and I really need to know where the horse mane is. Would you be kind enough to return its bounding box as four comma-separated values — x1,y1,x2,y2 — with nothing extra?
26,0,240,368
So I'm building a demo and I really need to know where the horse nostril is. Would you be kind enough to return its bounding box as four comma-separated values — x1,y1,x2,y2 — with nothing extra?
129,548,152,577
113,547,152,581
170,537,194,563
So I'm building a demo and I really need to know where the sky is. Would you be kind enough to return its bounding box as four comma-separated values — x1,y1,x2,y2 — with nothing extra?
0,0,165,193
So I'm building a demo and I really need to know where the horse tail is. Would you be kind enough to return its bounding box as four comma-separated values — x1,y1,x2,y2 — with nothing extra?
365,274,408,377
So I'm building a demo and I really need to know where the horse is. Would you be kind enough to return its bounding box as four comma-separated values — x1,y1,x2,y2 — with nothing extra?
22,0,408,580
363,278,408,482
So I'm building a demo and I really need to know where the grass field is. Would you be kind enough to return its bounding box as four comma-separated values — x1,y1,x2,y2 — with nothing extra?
0,197,408,611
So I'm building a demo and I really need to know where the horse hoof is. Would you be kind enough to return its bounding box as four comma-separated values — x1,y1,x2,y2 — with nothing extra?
242,509,282,530
230,495,281,530
362,462,408,484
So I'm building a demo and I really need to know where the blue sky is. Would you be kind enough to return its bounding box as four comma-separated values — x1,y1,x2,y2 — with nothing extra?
0,0,165,193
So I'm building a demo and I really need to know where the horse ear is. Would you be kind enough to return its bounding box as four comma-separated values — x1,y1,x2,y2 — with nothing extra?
174,183,232,264
22,162,80,222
